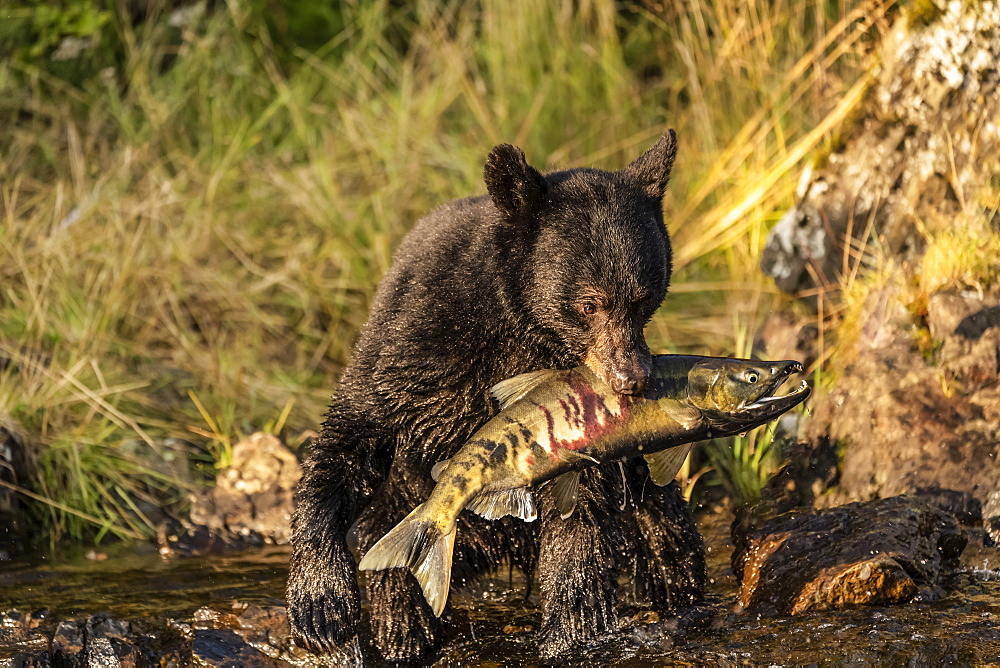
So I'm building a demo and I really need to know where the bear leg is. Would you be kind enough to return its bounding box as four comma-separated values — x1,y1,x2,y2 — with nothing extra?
628,468,706,611
286,427,389,658
355,486,444,663
536,465,624,659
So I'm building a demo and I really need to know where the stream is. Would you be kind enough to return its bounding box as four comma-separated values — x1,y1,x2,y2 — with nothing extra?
2,511,999,666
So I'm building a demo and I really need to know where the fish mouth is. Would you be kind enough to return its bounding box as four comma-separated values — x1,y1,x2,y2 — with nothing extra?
707,362,810,435
742,377,811,413
742,361,807,412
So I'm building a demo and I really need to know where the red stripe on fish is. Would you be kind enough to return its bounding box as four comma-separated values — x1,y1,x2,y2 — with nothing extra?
535,373,633,458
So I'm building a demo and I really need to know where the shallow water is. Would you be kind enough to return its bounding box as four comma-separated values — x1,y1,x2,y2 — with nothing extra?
2,513,999,666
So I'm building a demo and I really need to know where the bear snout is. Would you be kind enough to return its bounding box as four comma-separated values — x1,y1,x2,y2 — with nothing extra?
585,336,652,396
608,355,651,396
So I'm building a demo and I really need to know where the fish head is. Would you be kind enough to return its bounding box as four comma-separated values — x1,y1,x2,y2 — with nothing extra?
685,358,810,431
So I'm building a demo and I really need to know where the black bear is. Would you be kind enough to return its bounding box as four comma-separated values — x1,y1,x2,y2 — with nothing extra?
287,130,706,663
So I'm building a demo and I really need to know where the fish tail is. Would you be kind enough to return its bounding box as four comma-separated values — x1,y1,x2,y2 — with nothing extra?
358,503,456,617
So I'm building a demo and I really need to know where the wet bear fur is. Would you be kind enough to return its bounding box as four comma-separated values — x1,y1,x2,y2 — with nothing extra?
287,131,707,663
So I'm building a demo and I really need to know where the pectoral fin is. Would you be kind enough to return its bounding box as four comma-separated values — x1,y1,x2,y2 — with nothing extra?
465,487,538,522
659,399,703,429
550,470,581,519
490,369,558,409
644,443,693,486
430,459,451,482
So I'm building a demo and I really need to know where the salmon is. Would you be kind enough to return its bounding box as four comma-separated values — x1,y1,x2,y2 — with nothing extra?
359,354,810,615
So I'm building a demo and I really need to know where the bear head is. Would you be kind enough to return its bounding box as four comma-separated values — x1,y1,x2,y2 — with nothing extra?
484,131,677,396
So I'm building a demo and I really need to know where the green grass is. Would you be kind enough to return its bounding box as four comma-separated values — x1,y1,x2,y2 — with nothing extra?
0,0,882,543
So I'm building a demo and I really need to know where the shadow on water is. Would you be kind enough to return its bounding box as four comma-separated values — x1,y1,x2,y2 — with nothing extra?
2,513,1000,666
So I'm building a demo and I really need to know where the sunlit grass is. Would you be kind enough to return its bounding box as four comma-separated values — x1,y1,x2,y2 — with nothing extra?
0,0,882,542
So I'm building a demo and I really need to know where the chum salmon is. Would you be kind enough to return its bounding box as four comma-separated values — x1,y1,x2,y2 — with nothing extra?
359,354,810,615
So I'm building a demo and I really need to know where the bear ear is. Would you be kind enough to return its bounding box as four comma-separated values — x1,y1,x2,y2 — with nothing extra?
484,144,548,220
619,129,678,200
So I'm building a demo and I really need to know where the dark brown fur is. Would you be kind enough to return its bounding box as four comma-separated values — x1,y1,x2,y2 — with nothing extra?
286,132,705,662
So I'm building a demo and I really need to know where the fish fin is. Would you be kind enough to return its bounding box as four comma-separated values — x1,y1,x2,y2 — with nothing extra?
550,470,581,519
490,369,558,409
413,527,456,617
465,487,538,522
557,448,599,465
430,458,451,482
358,504,456,617
644,443,693,486
659,399,703,429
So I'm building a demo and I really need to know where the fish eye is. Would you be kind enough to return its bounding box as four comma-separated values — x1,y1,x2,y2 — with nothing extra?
746,372,759,384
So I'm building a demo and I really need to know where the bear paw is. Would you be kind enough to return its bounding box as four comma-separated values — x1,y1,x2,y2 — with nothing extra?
286,562,361,657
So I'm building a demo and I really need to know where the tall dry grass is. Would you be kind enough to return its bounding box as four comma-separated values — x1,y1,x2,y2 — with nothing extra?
0,0,886,543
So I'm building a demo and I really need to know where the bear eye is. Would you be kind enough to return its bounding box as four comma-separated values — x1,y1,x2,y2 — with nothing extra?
746,372,759,384
576,298,601,317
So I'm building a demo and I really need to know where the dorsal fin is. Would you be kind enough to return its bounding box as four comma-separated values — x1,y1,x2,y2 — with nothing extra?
550,471,581,519
644,443,693,486
465,487,538,522
490,369,558,409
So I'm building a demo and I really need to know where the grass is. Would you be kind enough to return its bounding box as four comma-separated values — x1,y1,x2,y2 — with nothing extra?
0,0,885,544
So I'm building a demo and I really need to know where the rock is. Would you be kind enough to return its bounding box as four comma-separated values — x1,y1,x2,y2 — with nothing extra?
761,2,1000,297
191,629,288,667
84,616,145,667
51,621,85,668
731,439,840,571
753,312,819,371
0,610,28,643
160,433,301,556
10,652,52,667
189,432,299,543
157,522,263,559
806,288,1000,519
732,495,966,614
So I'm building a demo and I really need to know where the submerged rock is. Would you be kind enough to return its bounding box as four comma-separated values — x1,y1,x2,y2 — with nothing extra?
732,495,966,614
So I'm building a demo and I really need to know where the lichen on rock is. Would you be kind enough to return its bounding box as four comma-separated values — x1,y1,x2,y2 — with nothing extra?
761,0,1000,297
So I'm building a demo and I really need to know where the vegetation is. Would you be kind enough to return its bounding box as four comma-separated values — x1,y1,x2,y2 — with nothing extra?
1,0,886,544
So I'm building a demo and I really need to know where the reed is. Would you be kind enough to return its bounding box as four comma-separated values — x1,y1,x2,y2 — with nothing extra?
0,0,881,542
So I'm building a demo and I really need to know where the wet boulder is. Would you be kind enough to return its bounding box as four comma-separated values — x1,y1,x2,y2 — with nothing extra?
83,616,145,668
732,495,966,614
191,629,288,667
50,620,84,668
